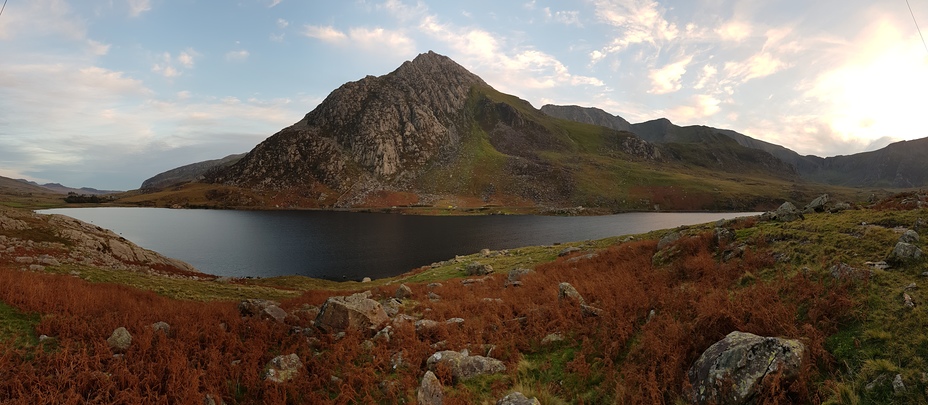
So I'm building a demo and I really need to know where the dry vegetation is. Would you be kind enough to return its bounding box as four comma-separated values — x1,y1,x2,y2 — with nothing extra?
0,192,925,403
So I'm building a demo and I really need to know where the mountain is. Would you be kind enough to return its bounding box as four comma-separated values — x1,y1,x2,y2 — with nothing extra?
12,179,120,195
141,153,245,190
541,104,928,187
801,138,928,188
135,51,839,211
1,176,57,195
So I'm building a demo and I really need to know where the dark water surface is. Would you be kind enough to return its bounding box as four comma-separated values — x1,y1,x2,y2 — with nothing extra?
38,208,758,280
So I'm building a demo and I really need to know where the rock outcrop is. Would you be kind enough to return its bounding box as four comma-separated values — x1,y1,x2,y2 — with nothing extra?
107,327,132,352
688,331,805,405
417,371,444,405
264,353,303,383
315,291,390,335
425,350,506,383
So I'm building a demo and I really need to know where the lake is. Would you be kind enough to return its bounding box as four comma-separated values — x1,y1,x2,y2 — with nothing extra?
38,208,758,280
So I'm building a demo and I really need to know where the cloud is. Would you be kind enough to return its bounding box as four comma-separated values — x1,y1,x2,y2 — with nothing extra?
225,50,250,61
665,94,721,123
277,18,289,29
151,49,198,78
127,0,152,17
302,25,415,55
590,0,679,54
723,52,789,83
0,0,86,41
693,64,717,90
716,20,753,42
648,56,692,94
267,0,282,7
543,7,581,26
302,25,348,42
86,40,111,56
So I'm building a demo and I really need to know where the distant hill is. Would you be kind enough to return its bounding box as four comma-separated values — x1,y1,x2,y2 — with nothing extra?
15,180,121,195
140,154,245,190
541,104,928,188
1,176,56,195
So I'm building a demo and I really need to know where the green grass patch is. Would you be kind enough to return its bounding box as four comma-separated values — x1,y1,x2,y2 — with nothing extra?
0,301,39,348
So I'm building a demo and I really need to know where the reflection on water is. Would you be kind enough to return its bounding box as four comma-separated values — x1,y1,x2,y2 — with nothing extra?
39,208,758,280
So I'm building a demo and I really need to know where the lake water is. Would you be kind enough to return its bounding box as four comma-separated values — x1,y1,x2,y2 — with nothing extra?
38,208,758,280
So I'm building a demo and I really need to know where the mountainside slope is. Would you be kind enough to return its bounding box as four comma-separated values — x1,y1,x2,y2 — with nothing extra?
542,104,928,187
141,153,245,190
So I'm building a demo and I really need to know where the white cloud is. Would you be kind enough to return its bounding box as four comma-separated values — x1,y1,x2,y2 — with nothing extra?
277,18,289,29
543,7,581,26
590,0,679,54
267,0,282,7
0,0,86,41
716,20,752,42
648,56,692,94
665,94,721,123
127,0,151,17
177,49,196,68
225,50,250,61
693,64,717,90
723,52,789,83
302,25,415,55
86,39,111,56
302,25,348,42
151,50,198,78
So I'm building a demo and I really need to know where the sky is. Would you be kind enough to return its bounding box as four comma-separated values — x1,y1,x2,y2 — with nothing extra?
2,0,928,190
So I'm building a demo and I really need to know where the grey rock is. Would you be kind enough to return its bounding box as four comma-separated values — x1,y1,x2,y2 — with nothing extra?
427,292,441,301
505,268,533,287
361,277,372,283
714,227,736,247
373,326,393,343
415,319,441,335
496,392,541,405
904,293,915,308
37,254,60,266
657,231,682,250
264,353,302,383
382,298,402,317
315,292,390,335
238,299,281,317
558,246,581,257
565,253,599,264
480,248,491,257
28,264,45,271
774,201,803,222
107,327,132,352
688,331,805,405
261,305,288,323
893,374,906,395
426,350,506,382
427,282,442,290
14,257,33,264
888,242,923,265
395,284,414,300
541,332,564,345
804,194,829,213
558,282,586,306
464,262,493,276
417,370,443,405
829,202,851,213
830,262,870,280
900,229,920,244
151,321,171,334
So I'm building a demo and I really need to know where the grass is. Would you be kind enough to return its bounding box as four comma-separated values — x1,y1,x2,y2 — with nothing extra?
0,302,39,348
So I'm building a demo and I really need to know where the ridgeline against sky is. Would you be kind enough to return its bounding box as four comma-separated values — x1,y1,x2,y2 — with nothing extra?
1,0,927,189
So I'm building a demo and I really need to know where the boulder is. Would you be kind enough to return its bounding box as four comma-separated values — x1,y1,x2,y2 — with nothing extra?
829,202,851,213
774,201,803,222
497,392,541,405
541,332,564,345
426,350,506,382
505,268,533,287
829,262,870,280
900,229,920,244
107,327,132,352
464,262,493,276
714,227,735,248
558,282,586,306
804,194,828,213
37,254,60,266
893,374,906,395
657,231,682,250
238,299,281,317
417,370,444,405
688,331,805,405
261,305,288,323
315,291,390,335
887,242,923,265
264,353,302,383
151,321,171,334
382,298,402,317
395,284,414,300
558,246,581,257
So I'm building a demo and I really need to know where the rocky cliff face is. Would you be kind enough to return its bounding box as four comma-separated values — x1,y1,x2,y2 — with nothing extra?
142,154,245,190
211,51,486,196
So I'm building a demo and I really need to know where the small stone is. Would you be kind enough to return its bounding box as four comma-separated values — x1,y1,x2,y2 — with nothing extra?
445,317,464,326
427,292,441,301
480,248,491,257
264,353,302,383
496,392,541,405
541,332,564,345
905,283,917,291
28,264,45,271
558,282,586,306
893,374,906,395
38,334,52,342
361,277,372,283
558,246,581,257
427,283,442,290
900,230,920,244
464,262,493,276
151,321,171,334
904,293,915,308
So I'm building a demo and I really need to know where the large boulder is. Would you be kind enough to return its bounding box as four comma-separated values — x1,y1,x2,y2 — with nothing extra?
464,262,493,276
417,370,443,405
315,291,390,335
900,229,920,244
804,194,828,213
558,282,586,305
497,392,541,405
688,331,805,405
773,202,803,222
888,242,923,265
426,350,506,383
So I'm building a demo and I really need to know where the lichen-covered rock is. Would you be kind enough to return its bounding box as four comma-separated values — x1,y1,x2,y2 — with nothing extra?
688,331,805,405
558,246,581,257
107,327,132,352
829,262,870,280
426,350,506,382
264,353,302,383
496,392,541,405
395,284,413,300
773,201,803,222
804,194,828,213
657,231,682,250
151,321,171,334
714,227,735,248
315,291,389,335
464,262,493,276
505,268,533,287
417,371,443,405
557,282,585,306
888,242,923,265
900,229,920,244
